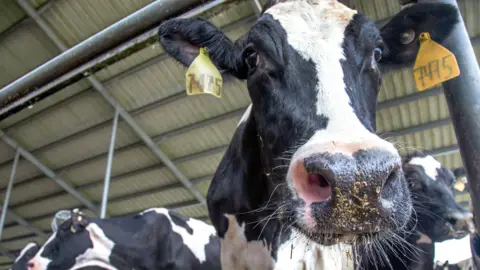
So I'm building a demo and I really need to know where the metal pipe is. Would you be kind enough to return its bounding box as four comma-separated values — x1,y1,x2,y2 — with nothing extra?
100,110,119,218
1,0,207,110
420,0,480,233
0,0,232,120
89,77,206,204
0,129,98,214
0,151,20,240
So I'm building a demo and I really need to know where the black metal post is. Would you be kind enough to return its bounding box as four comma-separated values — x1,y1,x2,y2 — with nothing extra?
419,0,480,233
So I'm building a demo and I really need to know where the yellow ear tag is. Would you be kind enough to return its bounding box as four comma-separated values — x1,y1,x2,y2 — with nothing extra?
413,32,460,91
454,178,466,192
70,226,76,233
185,47,223,98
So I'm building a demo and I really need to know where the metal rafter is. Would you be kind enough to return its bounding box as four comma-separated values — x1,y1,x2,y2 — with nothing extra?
0,0,231,120
2,145,224,229
16,0,206,206
0,130,98,214
0,107,243,198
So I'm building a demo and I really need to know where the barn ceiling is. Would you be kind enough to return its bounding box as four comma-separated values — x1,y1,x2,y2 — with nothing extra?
0,0,478,267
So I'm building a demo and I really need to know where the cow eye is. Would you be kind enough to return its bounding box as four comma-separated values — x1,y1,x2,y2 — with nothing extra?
244,50,259,69
374,47,383,62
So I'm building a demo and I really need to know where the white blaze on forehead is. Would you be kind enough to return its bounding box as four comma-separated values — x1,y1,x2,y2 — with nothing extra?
267,0,397,157
276,228,353,269
237,104,252,127
14,242,38,263
73,223,115,268
144,208,216,263
409,155,442,181
30,233,57,269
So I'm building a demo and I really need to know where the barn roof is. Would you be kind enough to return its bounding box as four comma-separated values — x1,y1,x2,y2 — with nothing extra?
0,0,477,267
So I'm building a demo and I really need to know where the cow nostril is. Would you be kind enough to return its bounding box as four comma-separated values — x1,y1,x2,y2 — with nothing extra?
384,168,398,189
27,262,34,269
309,174,330,188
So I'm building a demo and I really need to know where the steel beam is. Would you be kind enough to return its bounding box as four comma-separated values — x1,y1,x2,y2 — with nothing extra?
90,78,207,204
0,130,98,214
0,203,48,239
100,110,119,218
0,106,244,199
2,146,223,229
15,0,206,206
0,0,232,120
421,0,480,233
1,0,210,112
0,151,20,240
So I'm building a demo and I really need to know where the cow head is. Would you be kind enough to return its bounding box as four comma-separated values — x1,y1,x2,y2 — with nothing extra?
11,242,40,270
158,0,459,265
27,209,116,270
403,153,474,242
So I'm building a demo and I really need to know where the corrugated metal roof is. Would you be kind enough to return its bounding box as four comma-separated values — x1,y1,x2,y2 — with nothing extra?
0,0,478,266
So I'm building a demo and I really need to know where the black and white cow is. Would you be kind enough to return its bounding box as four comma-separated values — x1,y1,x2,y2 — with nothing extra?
158,0,459,269
27,208,220,270
10,242,40,270
358,153,474,270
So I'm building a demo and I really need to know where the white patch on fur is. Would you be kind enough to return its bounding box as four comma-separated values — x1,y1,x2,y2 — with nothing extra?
416,232,433,244
14,242,37,263
72,223,115,268
409,155,442,181
434,235,472,265
238,104,252,127
29,233,57,269
144,208,217,263
276,228,353,269
220,214,275,269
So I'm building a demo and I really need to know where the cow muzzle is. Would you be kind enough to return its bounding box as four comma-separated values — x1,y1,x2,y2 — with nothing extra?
288,140,411,238
445,211,475,239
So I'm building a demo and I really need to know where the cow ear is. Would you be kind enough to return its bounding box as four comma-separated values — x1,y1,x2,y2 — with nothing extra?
207,105,269,237
158,18,248,79
379,3,459,69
